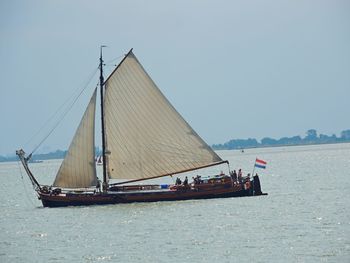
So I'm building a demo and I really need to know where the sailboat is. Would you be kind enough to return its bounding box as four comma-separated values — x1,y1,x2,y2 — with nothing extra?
95,155,103,166
17,48,266,207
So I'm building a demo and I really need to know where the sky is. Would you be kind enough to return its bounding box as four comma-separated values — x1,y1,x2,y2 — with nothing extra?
0,0,349,155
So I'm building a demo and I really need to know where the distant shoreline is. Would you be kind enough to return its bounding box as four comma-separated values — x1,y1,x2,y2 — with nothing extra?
212,129,350,151
214,141,350,151
2,140,350,163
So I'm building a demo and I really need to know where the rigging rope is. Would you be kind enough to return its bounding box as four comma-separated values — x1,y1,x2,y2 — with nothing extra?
28,68,98,155
17,160,37,208
105,55,123,65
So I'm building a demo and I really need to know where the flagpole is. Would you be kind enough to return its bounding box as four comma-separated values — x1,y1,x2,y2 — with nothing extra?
252,157,257,178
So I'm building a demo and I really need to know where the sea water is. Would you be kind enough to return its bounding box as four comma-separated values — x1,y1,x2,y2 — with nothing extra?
0,143,349,262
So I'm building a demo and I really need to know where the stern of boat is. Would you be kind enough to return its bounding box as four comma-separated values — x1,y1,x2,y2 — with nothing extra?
252,175,267,196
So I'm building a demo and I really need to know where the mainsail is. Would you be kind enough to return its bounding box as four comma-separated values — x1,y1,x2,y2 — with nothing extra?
104,51,222,181
53,89,98,188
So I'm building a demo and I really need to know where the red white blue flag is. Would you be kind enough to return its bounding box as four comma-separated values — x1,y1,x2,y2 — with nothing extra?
255,158,267,169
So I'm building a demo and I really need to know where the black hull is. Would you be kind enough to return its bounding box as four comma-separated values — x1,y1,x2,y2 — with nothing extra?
40,190,266,208
39,177,267,207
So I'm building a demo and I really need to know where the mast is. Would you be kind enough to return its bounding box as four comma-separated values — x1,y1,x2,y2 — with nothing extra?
99,45,108,191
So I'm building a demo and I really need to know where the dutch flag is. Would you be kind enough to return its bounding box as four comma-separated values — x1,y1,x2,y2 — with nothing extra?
255,158,267,169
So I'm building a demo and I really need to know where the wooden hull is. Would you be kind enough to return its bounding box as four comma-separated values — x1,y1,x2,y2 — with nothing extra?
38,177,267,207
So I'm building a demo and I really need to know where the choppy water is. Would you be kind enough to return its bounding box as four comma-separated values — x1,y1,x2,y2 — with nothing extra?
0,144,349,262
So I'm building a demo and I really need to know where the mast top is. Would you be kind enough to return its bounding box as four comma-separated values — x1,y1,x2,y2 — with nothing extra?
100,45,107,59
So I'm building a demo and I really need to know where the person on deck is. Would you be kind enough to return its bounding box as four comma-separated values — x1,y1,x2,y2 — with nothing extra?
96,177,102,193
238,169,243,183
183,176,188,186
231,170,237,181
194,175,201,185
176,177,182,185
192,177,197,185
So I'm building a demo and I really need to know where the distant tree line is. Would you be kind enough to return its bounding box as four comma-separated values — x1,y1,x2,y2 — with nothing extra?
1,130,350,162
0,149,68,163
212,129,350,150
0,147,103,163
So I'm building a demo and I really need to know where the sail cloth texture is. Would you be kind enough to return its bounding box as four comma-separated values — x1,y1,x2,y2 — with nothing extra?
104,51,222,180
53,89,98,188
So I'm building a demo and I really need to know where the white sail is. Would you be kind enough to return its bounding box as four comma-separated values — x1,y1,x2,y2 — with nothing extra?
53,89,98,188
104,51,222,180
